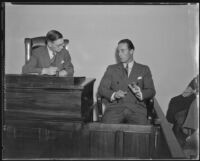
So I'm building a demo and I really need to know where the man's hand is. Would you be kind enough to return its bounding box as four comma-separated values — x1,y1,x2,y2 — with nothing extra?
41,66,58,75
114,90,127,99
58,70,68,77
128,83,143,101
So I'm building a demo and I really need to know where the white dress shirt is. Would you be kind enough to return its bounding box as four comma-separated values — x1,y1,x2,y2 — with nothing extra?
47,46,56,59
123,61,134,77
41,47,56,75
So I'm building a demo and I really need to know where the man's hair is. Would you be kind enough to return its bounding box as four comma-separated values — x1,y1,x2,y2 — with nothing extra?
46,30,63,42
118,39,135,50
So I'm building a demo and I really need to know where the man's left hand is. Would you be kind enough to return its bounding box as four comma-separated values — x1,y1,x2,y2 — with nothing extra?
58,70,68,77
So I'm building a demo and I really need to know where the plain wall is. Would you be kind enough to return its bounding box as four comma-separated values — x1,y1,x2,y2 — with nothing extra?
5,3,199,114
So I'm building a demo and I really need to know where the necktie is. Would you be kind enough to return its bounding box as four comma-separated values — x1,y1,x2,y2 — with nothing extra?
50,52,56,64
125,63,129,76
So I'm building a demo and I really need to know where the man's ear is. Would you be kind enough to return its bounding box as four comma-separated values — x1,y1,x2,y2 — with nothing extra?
47,41,52,48
130,49,134,55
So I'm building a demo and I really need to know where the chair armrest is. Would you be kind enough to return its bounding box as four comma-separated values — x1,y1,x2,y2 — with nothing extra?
146,98,157,123
97,96,103,115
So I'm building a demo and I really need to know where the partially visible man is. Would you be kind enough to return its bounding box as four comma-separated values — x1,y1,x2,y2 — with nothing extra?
22,30,74,76
166,74,199,147
98,39,156,124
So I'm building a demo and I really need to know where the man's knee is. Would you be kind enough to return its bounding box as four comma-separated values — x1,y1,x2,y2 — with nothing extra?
127,115,148,125
101,116,122,124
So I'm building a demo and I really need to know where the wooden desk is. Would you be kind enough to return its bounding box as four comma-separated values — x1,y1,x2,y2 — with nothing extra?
4,74,96,125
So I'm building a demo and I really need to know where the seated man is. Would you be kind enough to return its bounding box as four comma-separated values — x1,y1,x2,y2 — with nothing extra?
22,30,74,76
166,75,199,147
98,39,156,124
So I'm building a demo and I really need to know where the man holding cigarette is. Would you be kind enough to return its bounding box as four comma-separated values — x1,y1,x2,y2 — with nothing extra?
22,30,74,77
98,39,156,124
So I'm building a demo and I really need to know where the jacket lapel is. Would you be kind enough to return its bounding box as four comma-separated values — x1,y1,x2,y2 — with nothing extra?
128,62,141,83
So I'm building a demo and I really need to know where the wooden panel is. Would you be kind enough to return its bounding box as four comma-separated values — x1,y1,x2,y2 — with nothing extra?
87,122,153,133
115,131,124,157
6,89,82,111
3,127,50,159
154,128,171,158
4,120,84,132
90,131,115,158
6,74,74,88
5,88,82,121
123,132,150,158
5,75,96,123
3,122,183,159
87,123,154,158
3,137,47,159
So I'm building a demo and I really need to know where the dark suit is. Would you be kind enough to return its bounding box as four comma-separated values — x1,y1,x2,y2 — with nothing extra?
22,46,74,76
98,62,156,124
166,75,199,125
166,94,195,124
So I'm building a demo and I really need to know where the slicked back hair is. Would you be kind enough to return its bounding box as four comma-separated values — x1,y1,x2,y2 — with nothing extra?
46,30,63,42
118,39,135,50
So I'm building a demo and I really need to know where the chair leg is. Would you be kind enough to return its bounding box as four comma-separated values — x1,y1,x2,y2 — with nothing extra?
93,104,99,122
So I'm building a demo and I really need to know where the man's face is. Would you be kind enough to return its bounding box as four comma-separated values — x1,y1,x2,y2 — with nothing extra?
49,38,65,52
117,43,133,63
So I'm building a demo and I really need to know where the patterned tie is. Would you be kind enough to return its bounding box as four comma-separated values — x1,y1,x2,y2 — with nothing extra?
125,63,129,76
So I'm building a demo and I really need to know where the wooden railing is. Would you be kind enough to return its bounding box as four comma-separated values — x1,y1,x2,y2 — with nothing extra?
153,98,186,159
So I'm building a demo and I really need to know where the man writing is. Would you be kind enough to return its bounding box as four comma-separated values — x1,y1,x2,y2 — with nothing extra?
22,30,74,76
98,39,156,124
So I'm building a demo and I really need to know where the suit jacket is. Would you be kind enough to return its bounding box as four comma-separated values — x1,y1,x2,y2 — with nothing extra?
98,62,156,115
166,76,198,124
166,94,196,124
22,46,74,76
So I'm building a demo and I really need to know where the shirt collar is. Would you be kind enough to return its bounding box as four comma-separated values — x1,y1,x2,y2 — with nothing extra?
123,60,134,69
47,46,55,59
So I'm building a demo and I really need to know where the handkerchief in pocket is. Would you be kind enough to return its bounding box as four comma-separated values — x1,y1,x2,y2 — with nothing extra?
61,60,65,64
137,76,142,80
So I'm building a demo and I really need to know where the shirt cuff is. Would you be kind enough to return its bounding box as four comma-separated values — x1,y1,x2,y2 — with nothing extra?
110,92,116,102
138,90,143,101
140,91,143,100
41,68,46,75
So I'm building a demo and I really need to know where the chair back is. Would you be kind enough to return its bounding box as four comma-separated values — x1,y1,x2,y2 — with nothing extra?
24,36,69,63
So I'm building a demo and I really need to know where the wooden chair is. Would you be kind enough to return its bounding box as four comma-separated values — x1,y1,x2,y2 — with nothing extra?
94,94,157,124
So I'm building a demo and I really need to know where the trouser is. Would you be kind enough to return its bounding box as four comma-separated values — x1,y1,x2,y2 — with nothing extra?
173,110,188,147
101,104,148,125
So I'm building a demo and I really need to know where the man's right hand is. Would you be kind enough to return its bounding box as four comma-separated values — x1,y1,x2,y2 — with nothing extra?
114,90,127,99
41,66,58,75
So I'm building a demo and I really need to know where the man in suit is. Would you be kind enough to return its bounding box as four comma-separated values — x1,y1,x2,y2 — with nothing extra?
98,39,156,124
22,30,74,76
